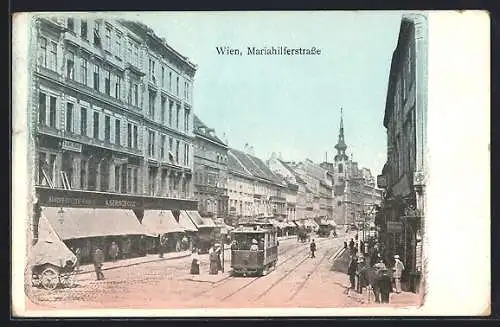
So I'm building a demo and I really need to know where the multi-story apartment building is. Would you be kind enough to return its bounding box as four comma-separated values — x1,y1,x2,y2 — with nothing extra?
29,16,198,255
226,148,288,224
192,115,229,219
377,14,428,293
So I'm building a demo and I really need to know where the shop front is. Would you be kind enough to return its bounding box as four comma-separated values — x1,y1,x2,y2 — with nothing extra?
33,186,198,263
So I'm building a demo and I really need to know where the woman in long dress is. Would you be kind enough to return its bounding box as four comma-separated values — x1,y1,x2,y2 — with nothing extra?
190,248,200,275
209,246,218,275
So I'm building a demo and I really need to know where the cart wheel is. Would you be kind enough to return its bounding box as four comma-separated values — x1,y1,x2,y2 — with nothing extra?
60,273,75,288
40,267,59,290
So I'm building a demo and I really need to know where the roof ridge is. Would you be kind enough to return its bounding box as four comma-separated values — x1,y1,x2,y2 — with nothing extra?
228,150,253,176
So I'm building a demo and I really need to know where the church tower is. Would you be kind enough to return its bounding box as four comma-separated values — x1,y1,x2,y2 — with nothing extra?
334,108,349,177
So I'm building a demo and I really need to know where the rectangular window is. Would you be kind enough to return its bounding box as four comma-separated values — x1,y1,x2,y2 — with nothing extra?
114,75,121,99
186,143,189,165
161,66,165,88
115,119,121,145
105,27,112,51
133,125,138,149
115,166,120,192
49,96,57,128
148,130,156,157
38,37,47,67
133,168,138,193
115,32,122,59
126,167,132,193
66,103,73,132
127,123,132,147
80,107,87,136
67,18,74,32
104,115,111,142
160,135,166,159
104,69,111,95
175,140,180,163
80,20,88,39
66,51,75,79
169,71,172,91
93,64,99,91
48,41,57,71
80,58,88,85
148,91,156,119
169,137,173,152
176,103,180,129
38,92,46,125
168,100,173,126
93,21,101,46
161,96,166,123
133,43,139,67
80,158,87,189
176,76,179,96
93,112,99,139
184,108,189,132
127,41,132,63
133,84,138,106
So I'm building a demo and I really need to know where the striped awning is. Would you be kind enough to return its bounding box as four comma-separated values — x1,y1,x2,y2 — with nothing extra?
186,210,217,228
179,210,198,232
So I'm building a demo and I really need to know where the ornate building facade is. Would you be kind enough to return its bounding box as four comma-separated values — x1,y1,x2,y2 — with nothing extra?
29,16,198,242
377,14,428,293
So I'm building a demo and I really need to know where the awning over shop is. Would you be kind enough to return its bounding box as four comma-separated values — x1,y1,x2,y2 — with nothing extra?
186,210,217,228
141,210,186,236
179,210,198,232
285,221,297,228
43,207,151,240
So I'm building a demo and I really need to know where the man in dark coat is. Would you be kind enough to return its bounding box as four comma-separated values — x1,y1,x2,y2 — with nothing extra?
376,267,393,303
310,239,317,258
93,246,105,281
159,234,167,258
347,256,357,291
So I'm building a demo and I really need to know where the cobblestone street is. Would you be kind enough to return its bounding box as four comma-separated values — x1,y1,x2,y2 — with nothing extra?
25,234,419,310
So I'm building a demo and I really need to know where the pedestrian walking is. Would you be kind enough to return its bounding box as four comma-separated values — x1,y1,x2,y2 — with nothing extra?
182,235,189,251
349,238,355,251
190,248,200,275
347,256,357,292
215,244,223,271
159,234,168,258
310,239,317,258
343,241,348,249
393,254,405,293
109,241,119,262
92,246,105,281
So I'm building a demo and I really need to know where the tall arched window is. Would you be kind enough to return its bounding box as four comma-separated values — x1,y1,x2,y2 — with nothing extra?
87,157,97,191
99,159,109,191
338,163,343,173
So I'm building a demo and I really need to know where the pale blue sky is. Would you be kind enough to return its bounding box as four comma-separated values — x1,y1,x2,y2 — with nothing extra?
122,11,403,175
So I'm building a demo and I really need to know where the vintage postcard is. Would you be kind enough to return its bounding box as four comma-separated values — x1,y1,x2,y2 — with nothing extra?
11,11,490,317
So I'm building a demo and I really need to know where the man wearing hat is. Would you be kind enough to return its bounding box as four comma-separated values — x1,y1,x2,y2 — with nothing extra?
393,254,405,293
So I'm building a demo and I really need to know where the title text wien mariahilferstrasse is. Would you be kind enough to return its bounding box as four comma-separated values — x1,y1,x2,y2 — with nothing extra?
247,46,322,56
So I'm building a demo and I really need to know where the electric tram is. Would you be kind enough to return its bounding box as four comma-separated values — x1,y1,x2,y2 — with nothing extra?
230,223,279,276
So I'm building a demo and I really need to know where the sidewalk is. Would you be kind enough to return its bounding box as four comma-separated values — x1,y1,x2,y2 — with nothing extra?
74,250,192,276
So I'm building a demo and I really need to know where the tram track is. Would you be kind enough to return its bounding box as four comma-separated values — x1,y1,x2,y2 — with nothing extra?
217,238,333,303
191,239,315,299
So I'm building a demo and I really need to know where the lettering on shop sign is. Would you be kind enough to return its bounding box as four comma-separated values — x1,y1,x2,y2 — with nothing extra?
104,200,137,208
61,140,82,153
47,196,95,206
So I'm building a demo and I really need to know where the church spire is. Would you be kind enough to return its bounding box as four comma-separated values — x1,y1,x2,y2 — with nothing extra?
334,107,349,162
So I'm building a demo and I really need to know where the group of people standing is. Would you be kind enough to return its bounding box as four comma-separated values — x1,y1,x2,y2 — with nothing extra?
189,243,224,276
346,249,406,303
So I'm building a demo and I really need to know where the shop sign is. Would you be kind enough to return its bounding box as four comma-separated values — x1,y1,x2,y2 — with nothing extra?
387,221,403,233
61,140,82,153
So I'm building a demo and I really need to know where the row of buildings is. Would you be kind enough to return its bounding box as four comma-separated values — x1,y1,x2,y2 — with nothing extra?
376,14,428,294
27,16,381,259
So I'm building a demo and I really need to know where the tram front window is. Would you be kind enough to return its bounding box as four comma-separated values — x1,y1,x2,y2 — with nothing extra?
232,233,264,250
